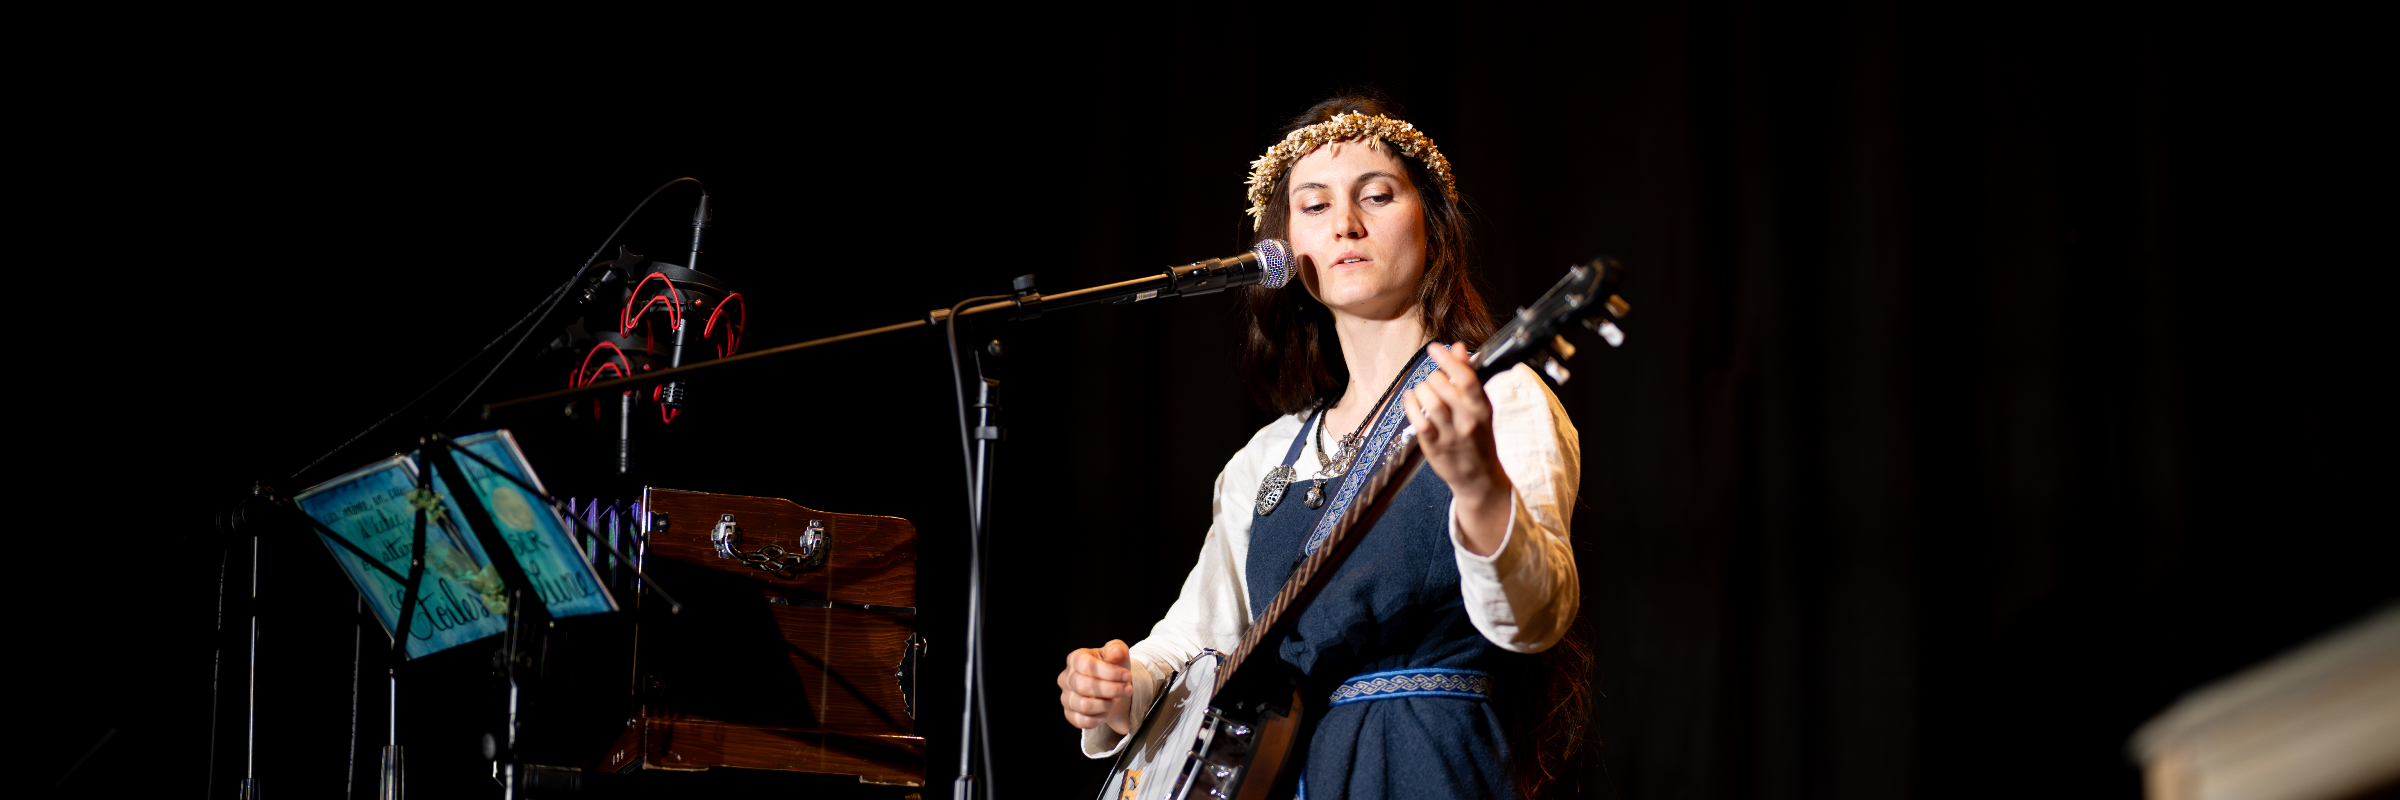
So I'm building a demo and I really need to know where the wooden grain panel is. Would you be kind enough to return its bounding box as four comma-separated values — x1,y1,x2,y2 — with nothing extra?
639,608,916,734
643,487,917,608
645,721,925,784
616,487,924,783
593,713,927,785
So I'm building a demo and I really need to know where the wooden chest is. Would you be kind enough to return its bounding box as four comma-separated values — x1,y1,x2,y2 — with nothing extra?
594,487,924,785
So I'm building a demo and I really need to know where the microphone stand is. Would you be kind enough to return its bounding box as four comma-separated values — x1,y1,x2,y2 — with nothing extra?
953,302,1011,800
483,250,1281,799
347,595,361,800
412,435,552,800
243,495,262,800
208,482,276,800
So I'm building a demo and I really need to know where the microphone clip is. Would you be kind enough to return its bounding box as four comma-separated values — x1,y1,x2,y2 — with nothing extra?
1010,274,1042,321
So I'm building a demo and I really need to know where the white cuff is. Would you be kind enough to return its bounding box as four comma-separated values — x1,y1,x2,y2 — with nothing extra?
1449,489,1522,566
1449,490,1570,652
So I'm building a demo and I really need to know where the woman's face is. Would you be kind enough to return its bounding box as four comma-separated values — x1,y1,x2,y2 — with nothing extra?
1285,138,1428,323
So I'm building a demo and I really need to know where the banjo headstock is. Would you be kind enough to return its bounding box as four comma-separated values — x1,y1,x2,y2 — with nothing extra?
1473,255,1631,386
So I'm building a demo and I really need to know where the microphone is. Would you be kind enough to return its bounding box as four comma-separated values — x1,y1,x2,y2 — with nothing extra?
685,194,711,274
663,194,710,409
1162,238,1292,297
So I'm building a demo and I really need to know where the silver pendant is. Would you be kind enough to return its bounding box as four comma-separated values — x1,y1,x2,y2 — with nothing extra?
1325,435,1364,478
1256,465,1296,516
1304,483,1325,509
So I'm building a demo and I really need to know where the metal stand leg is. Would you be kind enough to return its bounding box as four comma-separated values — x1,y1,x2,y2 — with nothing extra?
208,481,277,800
241,518,263,800
348,597,362,800
378,745,403,800
208,546,228,799
381,664,402,800
501,589,526,800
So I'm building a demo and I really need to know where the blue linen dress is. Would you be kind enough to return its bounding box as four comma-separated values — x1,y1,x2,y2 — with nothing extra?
1243,356,1519,800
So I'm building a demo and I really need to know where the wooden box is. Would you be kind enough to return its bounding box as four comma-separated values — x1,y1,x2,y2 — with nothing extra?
594,487,924,785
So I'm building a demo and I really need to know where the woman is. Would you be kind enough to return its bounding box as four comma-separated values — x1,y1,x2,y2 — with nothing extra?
1057,97,1584,799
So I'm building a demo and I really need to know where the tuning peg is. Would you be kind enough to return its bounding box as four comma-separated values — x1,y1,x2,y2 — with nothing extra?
1585,318,1626,347
1593,317,1632,345
1540,356,1572,385
1550,334,1578,361
1607,295,1631,320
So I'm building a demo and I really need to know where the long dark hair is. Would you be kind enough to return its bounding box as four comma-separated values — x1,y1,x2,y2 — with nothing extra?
1237,95,1594,798
1238,95,1495,415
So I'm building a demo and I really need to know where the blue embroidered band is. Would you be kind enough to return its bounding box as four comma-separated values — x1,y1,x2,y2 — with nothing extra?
1328,667,1494,706
1303,348,1447,555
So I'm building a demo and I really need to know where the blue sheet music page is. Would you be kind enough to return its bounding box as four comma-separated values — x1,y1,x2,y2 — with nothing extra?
292,456,507,659
428,430,618,619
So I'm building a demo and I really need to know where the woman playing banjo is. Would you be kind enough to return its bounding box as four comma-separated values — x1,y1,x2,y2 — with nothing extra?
1056,96,1585,799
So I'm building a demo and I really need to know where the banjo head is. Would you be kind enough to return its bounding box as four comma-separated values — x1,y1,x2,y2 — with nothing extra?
1100,651,1223,800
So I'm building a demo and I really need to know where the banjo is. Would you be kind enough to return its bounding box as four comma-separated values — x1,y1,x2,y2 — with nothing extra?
1098,258,1630,800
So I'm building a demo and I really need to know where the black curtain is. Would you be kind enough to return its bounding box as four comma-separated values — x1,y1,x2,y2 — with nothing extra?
36,3,2383,798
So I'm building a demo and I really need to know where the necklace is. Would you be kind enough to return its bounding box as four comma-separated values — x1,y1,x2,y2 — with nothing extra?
1303,343,1431,509
1314,407,1346,471
1255,343,1433,516
1303,412,1352,509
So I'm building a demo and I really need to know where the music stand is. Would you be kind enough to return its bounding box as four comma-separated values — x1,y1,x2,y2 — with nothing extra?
279,430,679,799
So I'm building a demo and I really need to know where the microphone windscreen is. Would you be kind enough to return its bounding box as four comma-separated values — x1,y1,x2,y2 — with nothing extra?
1255,239,1293,288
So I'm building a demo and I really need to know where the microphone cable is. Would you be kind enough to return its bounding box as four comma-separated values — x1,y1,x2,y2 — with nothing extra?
287,177,707,487
439,178,709,424
944,292,1010,799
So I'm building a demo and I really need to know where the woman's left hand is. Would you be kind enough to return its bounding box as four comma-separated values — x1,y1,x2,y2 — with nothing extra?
1403,343,1513,555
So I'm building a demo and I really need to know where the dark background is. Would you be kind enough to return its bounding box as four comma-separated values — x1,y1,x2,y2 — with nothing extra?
35,2,2386,798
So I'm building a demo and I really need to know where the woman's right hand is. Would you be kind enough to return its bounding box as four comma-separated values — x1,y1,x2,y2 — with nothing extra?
1058,639,1135,734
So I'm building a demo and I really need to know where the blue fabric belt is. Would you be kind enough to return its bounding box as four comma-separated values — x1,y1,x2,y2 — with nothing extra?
1327,667,1494,706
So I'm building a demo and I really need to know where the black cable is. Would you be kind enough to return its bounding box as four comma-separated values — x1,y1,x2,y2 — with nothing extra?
437,178,708,424
963,522,993,797
944,294,1009,799
973,570,995,796
286,177,707,486
946,295,1011,507
283,278,569,484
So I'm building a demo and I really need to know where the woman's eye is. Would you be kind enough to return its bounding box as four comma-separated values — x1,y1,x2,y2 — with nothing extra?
1302,202,1329,214
1362,193,1393,206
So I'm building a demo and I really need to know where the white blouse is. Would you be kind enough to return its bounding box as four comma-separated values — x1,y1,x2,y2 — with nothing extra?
1080,363,1583,758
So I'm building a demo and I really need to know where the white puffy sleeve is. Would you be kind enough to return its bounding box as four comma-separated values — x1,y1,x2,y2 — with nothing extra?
1448,364,1582,653
1079,417,1298,758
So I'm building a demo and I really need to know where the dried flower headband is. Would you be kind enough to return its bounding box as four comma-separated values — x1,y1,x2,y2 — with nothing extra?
1244,112,1459,230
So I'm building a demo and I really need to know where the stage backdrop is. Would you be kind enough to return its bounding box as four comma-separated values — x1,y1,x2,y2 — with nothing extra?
30,2,2385,798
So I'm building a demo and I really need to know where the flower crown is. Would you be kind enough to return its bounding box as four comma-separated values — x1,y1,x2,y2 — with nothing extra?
1244,112,1458,230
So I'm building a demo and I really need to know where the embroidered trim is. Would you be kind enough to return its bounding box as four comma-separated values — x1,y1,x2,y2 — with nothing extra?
1328,667,1494,706
1301,348,1447,555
